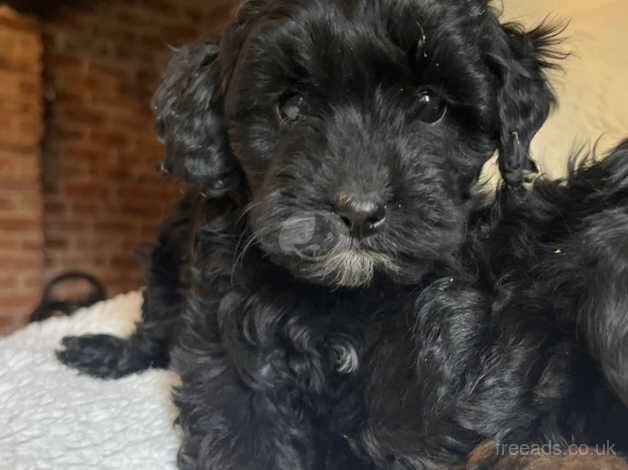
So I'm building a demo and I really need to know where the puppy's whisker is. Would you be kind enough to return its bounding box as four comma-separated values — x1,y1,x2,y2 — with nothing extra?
231,205,262,269
238,200,263,225
230,224,279,282
232,231,258,277
232,202,267,265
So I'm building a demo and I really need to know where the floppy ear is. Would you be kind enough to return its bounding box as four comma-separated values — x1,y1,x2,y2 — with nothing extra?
152,41,240,198
488,22,564,186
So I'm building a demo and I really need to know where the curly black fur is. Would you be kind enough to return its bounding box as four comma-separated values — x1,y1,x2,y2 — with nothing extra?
57,1,628,468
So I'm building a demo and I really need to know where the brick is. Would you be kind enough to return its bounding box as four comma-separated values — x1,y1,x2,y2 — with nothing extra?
46,237,69,249
22,276,43,290
94,221,134,234
162,24,197,40
54,89,85,105
21,240,43,252
63,144,108,163
0,197,14,211
0,238,22,251
90,130,130,148
63,182,108,198
59,107,106,126
110,254,139,269
0,295,37,310
0,217,41,232
0,254,42,270
44,200,65,214
0,315,18,332
0,274,18,289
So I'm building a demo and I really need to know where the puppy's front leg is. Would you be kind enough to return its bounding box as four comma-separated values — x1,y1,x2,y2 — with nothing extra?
357,280,491,469
175,369,313,470
172,291,317,470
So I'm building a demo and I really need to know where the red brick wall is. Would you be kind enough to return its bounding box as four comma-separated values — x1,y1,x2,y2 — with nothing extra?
0,7,44,334
41,1,235,296
0,1,236,335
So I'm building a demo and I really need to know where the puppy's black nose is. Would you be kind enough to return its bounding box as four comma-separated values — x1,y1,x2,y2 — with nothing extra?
334,192,386,235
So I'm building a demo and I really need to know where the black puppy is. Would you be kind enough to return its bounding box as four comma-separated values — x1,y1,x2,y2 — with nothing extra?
57,0,628,468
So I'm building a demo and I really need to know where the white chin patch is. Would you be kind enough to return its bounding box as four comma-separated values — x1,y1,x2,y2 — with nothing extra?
307,250,394,287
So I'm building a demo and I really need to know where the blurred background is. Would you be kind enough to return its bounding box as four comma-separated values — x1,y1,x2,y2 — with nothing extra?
0,0,626,335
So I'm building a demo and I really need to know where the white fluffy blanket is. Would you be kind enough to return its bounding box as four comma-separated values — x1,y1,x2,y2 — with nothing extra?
0,292,181,470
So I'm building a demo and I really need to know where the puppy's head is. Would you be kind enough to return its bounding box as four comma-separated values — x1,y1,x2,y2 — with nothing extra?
153,0,562,287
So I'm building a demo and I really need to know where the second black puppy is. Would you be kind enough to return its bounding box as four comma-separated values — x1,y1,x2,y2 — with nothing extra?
58,0,628,468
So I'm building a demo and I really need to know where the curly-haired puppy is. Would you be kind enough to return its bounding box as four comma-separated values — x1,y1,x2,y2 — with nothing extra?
57,0,628,468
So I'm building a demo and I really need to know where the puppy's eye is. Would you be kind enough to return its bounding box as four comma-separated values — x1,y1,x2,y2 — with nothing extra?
277,94,304,123
414,90,447,124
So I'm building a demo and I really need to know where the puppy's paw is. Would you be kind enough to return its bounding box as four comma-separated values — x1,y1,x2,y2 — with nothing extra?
56,334,136,379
